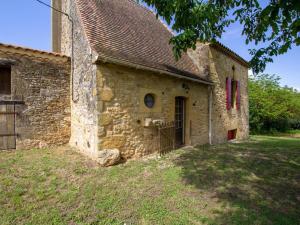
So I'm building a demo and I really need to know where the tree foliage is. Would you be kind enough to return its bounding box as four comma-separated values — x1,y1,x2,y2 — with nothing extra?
140,0,300,74
249,74,300,133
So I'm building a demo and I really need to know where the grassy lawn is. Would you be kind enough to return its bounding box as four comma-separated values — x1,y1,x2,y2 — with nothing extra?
0,136,299,225
279,130,300,138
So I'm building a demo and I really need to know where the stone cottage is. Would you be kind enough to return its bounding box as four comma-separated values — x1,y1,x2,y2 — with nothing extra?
0,0,249,165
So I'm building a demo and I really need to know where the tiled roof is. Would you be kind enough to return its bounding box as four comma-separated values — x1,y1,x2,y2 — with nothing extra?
0,43,69,60
210,42,249,67
75,0,208,81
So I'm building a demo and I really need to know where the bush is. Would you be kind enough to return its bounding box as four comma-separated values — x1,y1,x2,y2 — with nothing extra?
289,119,300,130
249,74,300,134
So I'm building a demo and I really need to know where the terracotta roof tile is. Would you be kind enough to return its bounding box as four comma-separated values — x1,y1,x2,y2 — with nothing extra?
75,0,206,81
0,42,69,59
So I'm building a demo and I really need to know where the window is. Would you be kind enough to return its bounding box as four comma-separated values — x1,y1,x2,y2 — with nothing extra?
236,81,241,110
226,77,240,110
228,129,237,140
0,66,11,95
231,80,237,108
226,77,232,110
144,93,155,108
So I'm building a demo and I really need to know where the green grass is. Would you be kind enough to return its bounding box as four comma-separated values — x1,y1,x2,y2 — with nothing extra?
0,136,299,225
266,130,300,138
286,129,300,134
285,130,300,136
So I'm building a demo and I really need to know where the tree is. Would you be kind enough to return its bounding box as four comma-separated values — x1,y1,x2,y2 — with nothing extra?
140,0,300,74
249,74,300,133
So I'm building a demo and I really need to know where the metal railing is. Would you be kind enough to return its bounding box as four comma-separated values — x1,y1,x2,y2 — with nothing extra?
158,121,175,155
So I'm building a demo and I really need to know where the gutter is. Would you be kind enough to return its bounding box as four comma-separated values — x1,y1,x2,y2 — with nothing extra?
208,86,213,145
95,55,214,86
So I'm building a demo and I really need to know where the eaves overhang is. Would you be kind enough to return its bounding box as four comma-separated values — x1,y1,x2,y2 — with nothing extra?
95,55,214,86
209,42,249,68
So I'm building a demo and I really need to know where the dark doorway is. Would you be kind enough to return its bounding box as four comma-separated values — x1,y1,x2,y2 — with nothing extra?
0,66,11,95
175,97,185,148
228,129,237,141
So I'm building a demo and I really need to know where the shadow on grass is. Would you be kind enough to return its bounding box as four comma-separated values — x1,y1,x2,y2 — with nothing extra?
174,136,300,225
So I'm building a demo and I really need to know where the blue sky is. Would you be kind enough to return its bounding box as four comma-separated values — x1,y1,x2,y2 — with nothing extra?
0,0,299,90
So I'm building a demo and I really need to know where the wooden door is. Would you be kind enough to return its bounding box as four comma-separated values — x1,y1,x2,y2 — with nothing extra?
175,97,185,148
0,103,16,150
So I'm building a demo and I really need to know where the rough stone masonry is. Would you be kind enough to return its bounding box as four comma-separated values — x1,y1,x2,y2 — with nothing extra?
0,44,71,150
55,0,249,166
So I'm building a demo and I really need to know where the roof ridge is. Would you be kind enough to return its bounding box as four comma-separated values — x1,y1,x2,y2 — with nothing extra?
126,0,175,36
126,0,153,12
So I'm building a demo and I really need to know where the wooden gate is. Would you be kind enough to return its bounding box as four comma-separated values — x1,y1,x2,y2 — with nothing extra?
0,101,19,150
158,121,175,155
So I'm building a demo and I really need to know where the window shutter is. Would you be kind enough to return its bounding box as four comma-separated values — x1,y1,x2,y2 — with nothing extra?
226,77,232,110
236,81,241,110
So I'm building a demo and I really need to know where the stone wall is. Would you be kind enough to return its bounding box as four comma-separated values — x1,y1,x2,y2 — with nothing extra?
61,0,99,158
189,42,249,143
97,63,210,159
52,0,62,52
209,46,249,143
0,49,71,149
56,0,248,162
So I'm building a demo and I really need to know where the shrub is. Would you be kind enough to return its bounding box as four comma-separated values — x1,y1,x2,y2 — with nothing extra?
249,74,300,134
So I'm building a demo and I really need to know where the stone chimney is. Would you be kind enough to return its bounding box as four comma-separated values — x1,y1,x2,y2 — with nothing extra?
51,0,62,53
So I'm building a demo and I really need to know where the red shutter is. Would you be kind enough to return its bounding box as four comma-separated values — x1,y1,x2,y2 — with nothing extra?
227,130,232,140
236,81,241,110
228,129,237,140
226,77,232,110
